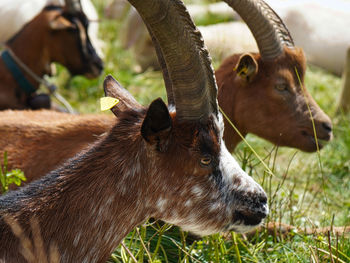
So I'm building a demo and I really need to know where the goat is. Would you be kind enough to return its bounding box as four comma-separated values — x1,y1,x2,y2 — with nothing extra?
0,0,268,261
214,0,333,152
0,0,103,57
119,0,333,153
0,0,103,110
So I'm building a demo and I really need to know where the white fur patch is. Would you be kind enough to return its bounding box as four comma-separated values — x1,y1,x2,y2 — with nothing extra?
191,186,204,197
184,199,192,207
156,198,168,213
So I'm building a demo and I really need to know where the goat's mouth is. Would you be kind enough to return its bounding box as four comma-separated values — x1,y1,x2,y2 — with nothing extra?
227,209,268,233
84,62,104,79
301,130,331,150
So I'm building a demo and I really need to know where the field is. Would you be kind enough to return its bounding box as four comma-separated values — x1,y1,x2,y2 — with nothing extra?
30,0,350,262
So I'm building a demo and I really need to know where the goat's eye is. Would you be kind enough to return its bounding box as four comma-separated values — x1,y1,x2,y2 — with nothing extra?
200,156,212,166
275,83,289,92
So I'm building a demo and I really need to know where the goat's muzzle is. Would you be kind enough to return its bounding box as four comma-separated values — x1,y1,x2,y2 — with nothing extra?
233,191,268,228
84,53,104,79
299,112,333,152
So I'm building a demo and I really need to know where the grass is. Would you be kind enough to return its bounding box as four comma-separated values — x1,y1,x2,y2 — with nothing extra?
0,152,26,194
42,0,350,262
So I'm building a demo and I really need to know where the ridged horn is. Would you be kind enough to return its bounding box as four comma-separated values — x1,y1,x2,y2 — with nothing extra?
224,0,294,60
129,0,218,121
147,27,175,107
64,0,82,13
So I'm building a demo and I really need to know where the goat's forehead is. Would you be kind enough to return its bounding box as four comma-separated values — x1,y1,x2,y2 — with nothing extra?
171,114,223,155
194,114,223,154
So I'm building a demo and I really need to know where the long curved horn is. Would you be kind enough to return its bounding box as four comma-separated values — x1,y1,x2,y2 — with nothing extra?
224,0,294,60
129,0,218,121
147,27,175,107
64,0,82,13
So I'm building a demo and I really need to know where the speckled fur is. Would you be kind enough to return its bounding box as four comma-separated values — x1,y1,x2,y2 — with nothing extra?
0,95,267,262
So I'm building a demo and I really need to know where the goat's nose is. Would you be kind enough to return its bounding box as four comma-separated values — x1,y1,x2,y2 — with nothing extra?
318,121,333,141
255,210,268,221
322,122,332,133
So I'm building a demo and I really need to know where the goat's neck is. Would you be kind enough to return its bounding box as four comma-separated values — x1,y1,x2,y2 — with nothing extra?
6,28,51,89
0,123,155,262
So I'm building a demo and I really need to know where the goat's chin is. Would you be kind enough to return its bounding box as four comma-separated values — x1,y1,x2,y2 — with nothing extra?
226,222,264,234
273,134,328,153
298,135,329,153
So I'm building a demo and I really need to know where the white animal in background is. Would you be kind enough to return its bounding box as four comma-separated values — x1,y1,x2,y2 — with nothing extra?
265,0,350,76
120,7,254,72
0,0,103,56
121,0,350,75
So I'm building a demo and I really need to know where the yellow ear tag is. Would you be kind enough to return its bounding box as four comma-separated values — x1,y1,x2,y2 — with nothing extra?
100,97,120,111
237,66,248,76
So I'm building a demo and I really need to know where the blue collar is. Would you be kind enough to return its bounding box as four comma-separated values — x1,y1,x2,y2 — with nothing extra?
1,50,36,95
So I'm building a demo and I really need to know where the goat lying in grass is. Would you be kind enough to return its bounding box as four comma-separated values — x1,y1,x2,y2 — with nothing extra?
0,0,103,110
0,0,268,261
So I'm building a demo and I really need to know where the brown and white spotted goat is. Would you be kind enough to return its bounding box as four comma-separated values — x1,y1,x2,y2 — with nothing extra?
0,0,103,110
0,0,267,262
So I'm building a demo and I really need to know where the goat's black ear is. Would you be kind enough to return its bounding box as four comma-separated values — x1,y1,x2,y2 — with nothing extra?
103,75,141,117
235,53,258,83
141,98,172,151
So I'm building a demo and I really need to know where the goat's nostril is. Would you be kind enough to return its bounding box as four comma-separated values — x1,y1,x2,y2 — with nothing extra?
256,210,268,220
322,122,332,133
259,194,267,205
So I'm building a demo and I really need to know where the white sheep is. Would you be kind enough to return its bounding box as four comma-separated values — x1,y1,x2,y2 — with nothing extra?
121,0,350,75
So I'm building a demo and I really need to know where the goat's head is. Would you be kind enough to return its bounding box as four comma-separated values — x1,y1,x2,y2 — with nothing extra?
113,0,268,235
43,0,103,78
217,0,332,152
105,75,268,235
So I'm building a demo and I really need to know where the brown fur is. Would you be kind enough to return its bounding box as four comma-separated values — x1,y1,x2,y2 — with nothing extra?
0,6,102,110
0,110,115,188
0,76,267,262
216,47,333,152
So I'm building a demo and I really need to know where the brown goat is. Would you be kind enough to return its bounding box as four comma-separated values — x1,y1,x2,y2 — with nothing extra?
208,0,333,153
0,0,268,261
0,1,103,110
217,47,332,152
